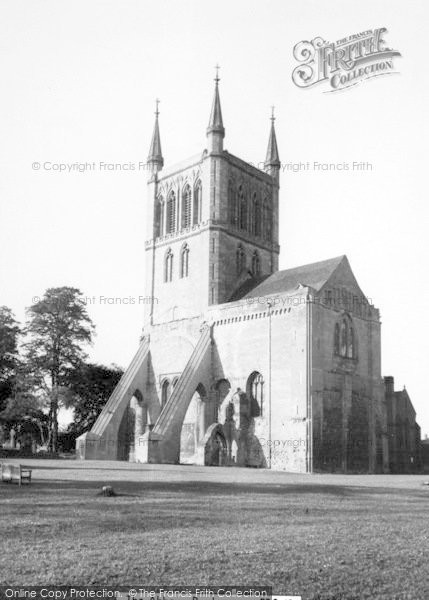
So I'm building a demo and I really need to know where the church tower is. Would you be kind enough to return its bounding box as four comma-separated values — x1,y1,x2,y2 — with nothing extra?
144,71,280,325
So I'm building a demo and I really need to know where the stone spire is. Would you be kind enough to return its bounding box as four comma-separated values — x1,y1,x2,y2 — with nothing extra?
206,65,225,154
265,106,280,177
147,99,164,174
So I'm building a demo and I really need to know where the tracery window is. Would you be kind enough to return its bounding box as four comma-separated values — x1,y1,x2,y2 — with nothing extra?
251,250,261,276
334,323,340,354
161,379,170,408
228,181,238,226
166,191,176,234
238,186,247,230
193,180,202,225
254,198,261,237
348,326,355,358
263,201,272,241
236,244,246,275
164,248,173,282
181,184,192,229
180,243,189,278
155,195,164,237
335,317,356,358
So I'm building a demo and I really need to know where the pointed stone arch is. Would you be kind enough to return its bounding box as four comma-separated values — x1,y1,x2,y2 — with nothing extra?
246,371,264,417
166,190,176,233
336,313,357,359
164,248,174,282
161,379,171,408
193,179,202,225
155,195,164,238
213,378,231,423
179,383,208,464
180,243,190,278
181,183,192,229
203,423,227,466
117,388,150,462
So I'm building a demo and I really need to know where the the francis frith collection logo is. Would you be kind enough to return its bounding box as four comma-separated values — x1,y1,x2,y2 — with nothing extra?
292,28,401,92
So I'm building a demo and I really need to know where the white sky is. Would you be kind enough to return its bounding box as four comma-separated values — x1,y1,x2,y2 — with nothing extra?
1,0,428,435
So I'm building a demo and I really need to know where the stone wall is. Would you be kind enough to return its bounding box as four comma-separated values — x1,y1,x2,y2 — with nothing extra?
311,287,386,473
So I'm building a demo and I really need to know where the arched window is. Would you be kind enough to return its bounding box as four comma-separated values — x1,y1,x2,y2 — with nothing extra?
131,390,149,437
161,379,170,408
247,371,264,417
181,184,192,229
172,377,179,389
164,248,173,282
348,326,355,358
228,181,236,225
155,196,164,238
254,198,261,237
263,201,272,241
238,187,247,230
166,191,176,234
249,193,256,234
251,250,260,276
180,243,189,278
334,322,340,355
340,319,348,356
193,180,202,225
236,244,246,275
336,316,356,358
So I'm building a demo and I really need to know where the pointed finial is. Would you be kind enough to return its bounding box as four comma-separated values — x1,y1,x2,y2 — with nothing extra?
147,98,163,172
215,64,220,84
265,105,280,174
207,65,225,146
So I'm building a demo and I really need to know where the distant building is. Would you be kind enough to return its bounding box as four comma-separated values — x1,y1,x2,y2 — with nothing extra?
384,377,422,473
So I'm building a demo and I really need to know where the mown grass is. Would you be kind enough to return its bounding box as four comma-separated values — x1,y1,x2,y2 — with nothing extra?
0,461,428,600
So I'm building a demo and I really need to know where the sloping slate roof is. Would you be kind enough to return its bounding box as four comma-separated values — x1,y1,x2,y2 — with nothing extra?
238,255,346,300
228,274,269,302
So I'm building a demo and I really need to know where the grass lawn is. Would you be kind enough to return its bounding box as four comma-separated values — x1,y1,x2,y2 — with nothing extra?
0,460,428,600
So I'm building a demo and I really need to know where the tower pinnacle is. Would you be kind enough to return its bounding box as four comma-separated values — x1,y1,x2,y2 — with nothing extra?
265,106,280,177
147,98,164,174
207,65,225,153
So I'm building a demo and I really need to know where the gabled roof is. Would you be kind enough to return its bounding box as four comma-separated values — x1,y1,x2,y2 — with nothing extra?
228,273,268,302
238,255,347,300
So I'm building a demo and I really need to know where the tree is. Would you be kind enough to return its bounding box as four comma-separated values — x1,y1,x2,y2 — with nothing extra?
0,306,20,412
24,287,95,452
0,385,48,448
67,362,123,436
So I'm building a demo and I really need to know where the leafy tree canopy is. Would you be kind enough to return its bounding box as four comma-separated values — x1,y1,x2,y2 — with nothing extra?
67,362,123,436
0,306,20,411
24,287,95,451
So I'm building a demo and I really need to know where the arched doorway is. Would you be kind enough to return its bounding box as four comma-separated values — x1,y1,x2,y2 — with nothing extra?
214,378,231,423
179,383,207,464
117,390,149,461
203,424,227,466
246,371,264,417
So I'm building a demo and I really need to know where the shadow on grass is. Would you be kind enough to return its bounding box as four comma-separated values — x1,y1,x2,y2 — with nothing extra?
1,478,350,495
2,478,427,501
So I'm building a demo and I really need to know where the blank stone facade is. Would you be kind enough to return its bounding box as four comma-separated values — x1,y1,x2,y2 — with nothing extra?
76,76,420,473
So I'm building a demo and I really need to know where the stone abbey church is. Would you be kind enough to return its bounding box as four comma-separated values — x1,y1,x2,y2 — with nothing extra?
77,76,421,473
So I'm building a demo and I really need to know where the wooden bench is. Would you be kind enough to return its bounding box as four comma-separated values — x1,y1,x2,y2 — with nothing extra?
1,463,32,485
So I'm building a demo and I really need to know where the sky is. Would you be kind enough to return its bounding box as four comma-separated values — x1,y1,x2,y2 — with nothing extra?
0,0,428,434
